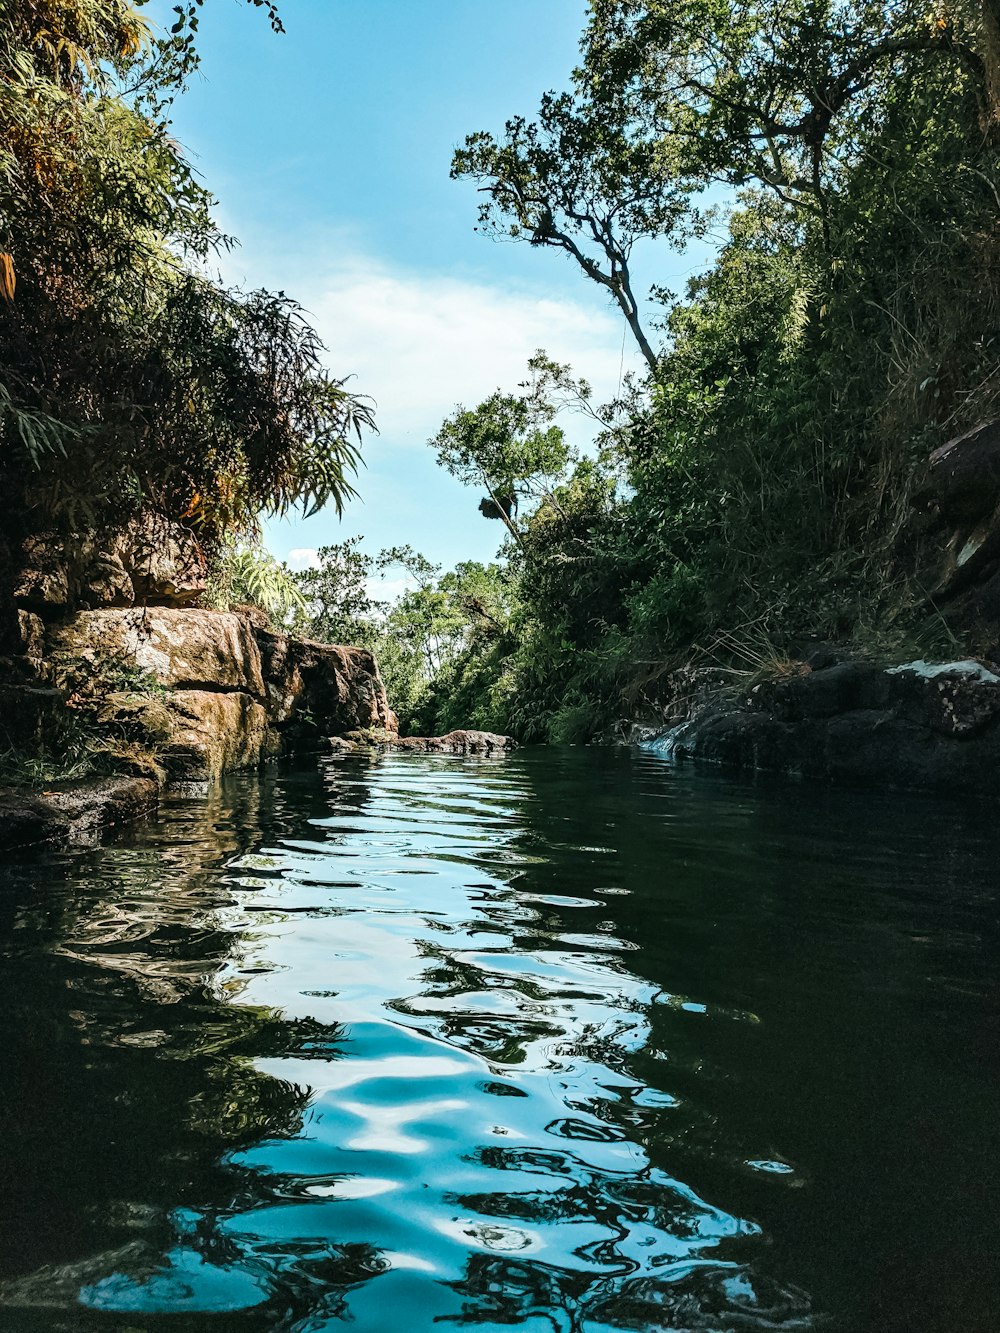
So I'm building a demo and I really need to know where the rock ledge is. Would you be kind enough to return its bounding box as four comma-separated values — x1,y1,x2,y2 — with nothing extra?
627,657,1000,794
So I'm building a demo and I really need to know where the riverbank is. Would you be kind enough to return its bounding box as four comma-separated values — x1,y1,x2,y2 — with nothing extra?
621,654,1000,794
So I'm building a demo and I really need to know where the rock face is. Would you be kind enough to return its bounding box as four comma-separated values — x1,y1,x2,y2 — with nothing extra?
37,609,396,781
40,607,272,780
49,608,267,697
157,691,275,781
257,630,397,739
635,657,1000,793
0,505,492,799
11,514,207,614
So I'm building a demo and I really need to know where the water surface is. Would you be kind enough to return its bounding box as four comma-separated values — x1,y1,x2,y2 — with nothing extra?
1,750,998,1331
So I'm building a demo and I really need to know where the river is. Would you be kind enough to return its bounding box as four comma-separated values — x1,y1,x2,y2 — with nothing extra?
0,749,997,1331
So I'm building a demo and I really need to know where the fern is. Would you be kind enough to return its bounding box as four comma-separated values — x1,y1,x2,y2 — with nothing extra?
207,541,306,622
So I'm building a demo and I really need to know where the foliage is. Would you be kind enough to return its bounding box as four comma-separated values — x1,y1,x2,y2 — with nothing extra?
429,0,1000,743
291,542,514,734
290,539,383,646
431,354,581,546
453,97,692,369
206,539,305,623
0,0,371,549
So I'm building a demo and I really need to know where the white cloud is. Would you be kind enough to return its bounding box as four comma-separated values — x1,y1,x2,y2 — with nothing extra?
220,236,644,449
286,547,322,570
307,259,638,446
366,576,415,605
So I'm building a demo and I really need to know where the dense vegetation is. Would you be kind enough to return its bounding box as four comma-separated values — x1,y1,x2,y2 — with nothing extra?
7,0,1000,750
298,0,1000,741
0,0,368,551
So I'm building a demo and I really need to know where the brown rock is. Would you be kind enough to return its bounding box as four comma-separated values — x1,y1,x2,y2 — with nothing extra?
48,608,266,697
158,690,274,780
16,610,44,660
12,533,73,608
256,630,395,738
120,513,206,607
10,513,207,616
80,552,134,608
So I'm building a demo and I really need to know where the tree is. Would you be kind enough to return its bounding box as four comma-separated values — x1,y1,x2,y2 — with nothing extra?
454,0,995,357
291,540,382,646
0,0,372,549
453,94,689,370
580,0,990,247
430,354,579,544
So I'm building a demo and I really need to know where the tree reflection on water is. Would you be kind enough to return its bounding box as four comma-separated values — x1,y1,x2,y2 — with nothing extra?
0,770,372,1329
2,751,997,1332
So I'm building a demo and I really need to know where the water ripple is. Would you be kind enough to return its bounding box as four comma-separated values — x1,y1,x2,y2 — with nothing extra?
5,751,998,1330
56,754,808,1329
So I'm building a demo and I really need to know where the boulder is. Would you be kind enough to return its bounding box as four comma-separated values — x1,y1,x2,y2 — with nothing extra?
643,656,1000,793
381,729,515,755
157,690,275,780
10,513,207,615
13,533,73,608
47,608,266,697
120,513,206,607
919,422,1000,642
80,552,134,608
928,420,1000,521
256,630,395,739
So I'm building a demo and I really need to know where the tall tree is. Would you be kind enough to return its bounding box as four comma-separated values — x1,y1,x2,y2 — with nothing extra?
453,94,689,370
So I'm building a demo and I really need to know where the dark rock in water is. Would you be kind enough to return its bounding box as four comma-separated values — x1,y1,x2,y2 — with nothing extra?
330,729,515,756
639,658,1000,794
0,792,69,849
0,776,160,849
384,729,515,755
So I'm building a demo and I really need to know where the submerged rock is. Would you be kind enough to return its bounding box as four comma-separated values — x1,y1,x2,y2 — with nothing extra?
383,729,515,755
331,728,515,756
0,776,160,850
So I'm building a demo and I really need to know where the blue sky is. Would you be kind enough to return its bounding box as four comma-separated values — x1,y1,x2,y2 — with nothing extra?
159,0,712,581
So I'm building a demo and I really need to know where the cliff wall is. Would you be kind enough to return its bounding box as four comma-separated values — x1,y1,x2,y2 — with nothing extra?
0,518,396,787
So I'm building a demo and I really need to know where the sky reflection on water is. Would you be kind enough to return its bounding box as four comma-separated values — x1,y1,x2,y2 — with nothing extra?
1,750,998,1331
